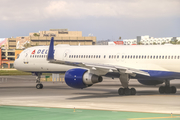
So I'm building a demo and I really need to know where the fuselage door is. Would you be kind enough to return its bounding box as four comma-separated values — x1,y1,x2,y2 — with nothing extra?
23,50,30,64
63,49,70,61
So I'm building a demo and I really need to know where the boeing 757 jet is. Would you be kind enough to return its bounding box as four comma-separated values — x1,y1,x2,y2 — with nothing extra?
14,37,179,95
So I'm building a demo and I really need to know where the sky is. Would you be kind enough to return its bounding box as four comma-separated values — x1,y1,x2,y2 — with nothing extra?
0,0,180,41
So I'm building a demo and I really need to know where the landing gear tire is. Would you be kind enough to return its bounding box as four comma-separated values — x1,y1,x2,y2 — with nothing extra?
118,88,124,95
159,86,176,94
118,88,136,95
130,88,136,95
124,88,130,95
171,86,176,94
40,84,43,89
159,86,165,94
165,86,171,94
36,84,43,89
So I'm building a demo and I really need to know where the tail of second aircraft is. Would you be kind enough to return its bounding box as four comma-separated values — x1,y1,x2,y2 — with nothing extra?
47,37,54,60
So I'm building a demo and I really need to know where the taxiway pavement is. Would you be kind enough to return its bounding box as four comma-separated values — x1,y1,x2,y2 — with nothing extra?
0,75,180,114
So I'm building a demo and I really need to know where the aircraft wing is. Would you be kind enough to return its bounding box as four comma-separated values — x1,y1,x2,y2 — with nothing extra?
47,37,150,77
48,59,150,76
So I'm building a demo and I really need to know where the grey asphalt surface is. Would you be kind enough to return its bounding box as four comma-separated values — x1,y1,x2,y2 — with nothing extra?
0,75,180,114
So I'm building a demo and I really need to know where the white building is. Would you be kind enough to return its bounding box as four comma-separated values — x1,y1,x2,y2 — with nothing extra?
123,39,137,45
123,35,180,45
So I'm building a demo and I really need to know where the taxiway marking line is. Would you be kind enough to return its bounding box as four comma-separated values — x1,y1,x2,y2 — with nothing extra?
128,116,180,120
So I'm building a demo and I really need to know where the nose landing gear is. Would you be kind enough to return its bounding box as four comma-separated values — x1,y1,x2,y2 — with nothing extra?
36,84,43,89
35,73,43,89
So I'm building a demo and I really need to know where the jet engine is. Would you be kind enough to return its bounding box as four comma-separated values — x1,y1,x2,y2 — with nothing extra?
65,68,103,89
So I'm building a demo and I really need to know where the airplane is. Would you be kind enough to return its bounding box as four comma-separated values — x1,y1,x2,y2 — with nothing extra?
14,37,179,95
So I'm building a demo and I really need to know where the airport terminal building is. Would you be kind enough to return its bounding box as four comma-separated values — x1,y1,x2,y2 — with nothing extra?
7,29,96,49
0,29,96,68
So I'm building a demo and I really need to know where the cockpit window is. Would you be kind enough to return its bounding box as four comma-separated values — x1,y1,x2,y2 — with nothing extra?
17,54,20,59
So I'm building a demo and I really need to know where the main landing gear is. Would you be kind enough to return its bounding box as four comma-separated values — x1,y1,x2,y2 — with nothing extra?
35,73,43,89
118,88,136,95
118,74,136,95
159,80,176,94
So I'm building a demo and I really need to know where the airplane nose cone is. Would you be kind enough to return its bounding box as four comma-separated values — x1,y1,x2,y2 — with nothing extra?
14,60,17,69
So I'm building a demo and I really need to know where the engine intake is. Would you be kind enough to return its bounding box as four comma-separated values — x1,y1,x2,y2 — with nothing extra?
65,68,103,89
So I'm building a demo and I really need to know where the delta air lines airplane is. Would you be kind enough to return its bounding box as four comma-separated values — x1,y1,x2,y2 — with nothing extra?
14,37,179,95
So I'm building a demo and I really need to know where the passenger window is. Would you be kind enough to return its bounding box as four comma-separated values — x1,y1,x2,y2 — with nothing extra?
162,56,164,59
122,55,124,59
89,55,90,58
99,55,101,58
69,55,71,58
153,56,155,59
174,56,176,59
130,55,132,59
171,56,173,59
147,55,149,59
128,55,129,59
150,56,152,59
133,55,135,59
112,55,113,59
96,55,98,58
144,56,146,59
136,55,138,59
168,56,170,59
94,55,95,58
74,55,76,58
109,55,111,58
117,55,119,58
165,56,167,59
77,55,78,58
86,55,88,58
142,55,143,59
79,55,81,58
139,55,141,59
125,55,127,59
159,56,161,59
114,55,116,58
156,56,158,59
178,56,179,59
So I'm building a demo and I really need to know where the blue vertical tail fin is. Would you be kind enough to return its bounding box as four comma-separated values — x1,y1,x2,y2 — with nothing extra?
47,37,54,60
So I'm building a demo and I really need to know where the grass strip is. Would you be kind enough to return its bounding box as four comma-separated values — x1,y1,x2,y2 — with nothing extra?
0,70,54,76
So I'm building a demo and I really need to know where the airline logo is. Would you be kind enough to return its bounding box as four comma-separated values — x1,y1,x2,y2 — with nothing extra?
31,50,35,54
31,49,55,54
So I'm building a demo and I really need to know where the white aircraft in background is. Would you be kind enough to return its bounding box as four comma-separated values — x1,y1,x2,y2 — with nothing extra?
14,37,179,95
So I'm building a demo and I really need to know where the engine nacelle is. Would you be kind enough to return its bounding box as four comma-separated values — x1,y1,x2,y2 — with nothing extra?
65,68,103,89
138,79,163,85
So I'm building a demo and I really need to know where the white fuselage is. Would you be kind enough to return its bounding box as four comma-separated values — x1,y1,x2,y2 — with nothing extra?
14,45,180,76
